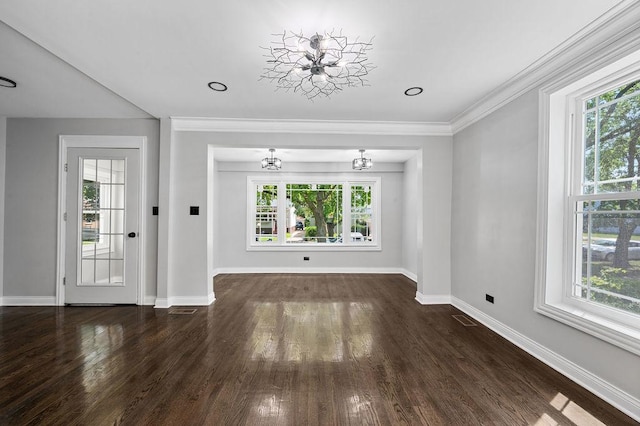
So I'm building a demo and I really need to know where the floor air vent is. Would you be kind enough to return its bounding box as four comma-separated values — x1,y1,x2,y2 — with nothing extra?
169,308,197,315
452,314,477,327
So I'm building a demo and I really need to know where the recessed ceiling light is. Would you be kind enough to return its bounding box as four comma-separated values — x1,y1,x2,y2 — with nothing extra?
208,81,228,92
0,77,17,88
404,87,423,96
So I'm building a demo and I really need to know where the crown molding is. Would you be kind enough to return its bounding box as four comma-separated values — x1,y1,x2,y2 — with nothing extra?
171,117,452,136
451,0,640,134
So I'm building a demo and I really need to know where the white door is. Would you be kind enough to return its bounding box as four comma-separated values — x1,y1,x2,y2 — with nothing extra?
65,148,140,304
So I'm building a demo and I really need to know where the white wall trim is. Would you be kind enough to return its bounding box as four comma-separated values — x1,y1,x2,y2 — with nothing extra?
451,296,640,422
170,296,215,306
154,294,215,308
0,117,6,303
213,267,412,276
401,269,417,282
414,291,451,305
2,296,57,306
171,117,452,136
450,1,640,134
154,298,171,309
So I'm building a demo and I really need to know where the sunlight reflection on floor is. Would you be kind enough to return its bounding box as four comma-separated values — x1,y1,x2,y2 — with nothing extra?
248,301,374,362
534,392,607,426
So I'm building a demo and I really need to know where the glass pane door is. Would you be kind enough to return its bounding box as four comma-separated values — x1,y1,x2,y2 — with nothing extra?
79,158,126,285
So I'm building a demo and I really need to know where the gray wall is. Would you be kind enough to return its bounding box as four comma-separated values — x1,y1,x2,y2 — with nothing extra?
167,130,452,302
214,165,405,271
3,118,160,300
451,89,640,401
402,156,418,278
0,118,5,301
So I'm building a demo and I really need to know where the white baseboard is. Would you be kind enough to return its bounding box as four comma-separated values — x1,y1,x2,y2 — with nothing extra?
2,296,57,306
213,267,409,276
401,269,417,282
415,291,451,305
154,298,171,309
171,296,214,306
451,296,640,422
154,294,215,308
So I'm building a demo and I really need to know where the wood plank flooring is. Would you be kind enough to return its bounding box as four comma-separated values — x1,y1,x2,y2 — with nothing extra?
0,274,636,425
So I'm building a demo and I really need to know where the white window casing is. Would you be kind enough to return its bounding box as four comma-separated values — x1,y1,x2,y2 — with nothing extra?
247,175,381,251
535,49,640,356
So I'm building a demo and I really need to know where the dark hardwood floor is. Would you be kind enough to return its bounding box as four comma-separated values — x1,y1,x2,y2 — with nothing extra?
0,274,636,425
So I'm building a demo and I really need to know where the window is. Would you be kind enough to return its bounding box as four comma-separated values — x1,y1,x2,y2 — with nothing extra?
248,176,380,250
255,184,279,243
575,79,640,319
536,51,640,355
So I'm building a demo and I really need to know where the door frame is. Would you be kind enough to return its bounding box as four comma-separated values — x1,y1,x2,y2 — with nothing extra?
56,135,147,305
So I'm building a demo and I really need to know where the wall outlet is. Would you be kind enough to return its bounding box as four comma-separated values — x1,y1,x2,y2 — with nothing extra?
190,206,199,215
485,294,495,304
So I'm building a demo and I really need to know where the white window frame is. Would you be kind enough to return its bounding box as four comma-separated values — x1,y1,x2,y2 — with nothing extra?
247,175,381,251
535,49,640,356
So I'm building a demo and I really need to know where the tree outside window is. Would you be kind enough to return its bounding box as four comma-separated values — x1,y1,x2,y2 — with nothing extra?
578,78,640,315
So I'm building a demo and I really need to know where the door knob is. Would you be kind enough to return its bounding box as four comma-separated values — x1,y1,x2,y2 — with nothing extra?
128,232,136,238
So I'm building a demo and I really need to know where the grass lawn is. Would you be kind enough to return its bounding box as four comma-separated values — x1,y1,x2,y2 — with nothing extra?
587,233,640,241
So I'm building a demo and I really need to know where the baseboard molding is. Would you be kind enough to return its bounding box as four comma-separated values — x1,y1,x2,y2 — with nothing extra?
154,298,171,309
154,295,215,308
401,269,417,282
451,297,640,422
171,296,214,306
2,296,57,306
415,291,451,305
213,267,410,276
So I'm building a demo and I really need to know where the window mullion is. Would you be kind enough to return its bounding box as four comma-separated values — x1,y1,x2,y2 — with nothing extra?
343,184,351,245
278,181,286,245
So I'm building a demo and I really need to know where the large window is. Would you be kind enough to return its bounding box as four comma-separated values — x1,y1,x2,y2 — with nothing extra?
536,52,640,355
574,79,640,320
248,177,380,250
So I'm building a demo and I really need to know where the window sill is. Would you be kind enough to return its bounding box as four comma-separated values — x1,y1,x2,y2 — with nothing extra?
535,300,640,356
247,244,381,252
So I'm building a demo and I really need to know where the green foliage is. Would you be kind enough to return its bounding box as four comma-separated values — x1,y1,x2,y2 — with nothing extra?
288,184,342,239
583,79,640,190
256,185,277,206
305,226,317,238
82,180,99,208
351,219,369,235
583,79,640,266
583,265,640,314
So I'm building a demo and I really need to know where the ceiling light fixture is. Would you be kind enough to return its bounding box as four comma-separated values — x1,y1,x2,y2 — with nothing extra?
260,29,375,100
261,148,282,171
352,149,372,170
404,87,423,96
0,77,17,88
208,81,228,92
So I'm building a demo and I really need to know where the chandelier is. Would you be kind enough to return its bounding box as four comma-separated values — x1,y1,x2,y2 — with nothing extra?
261,149,282,170
352,150,372,170
260,29,375,100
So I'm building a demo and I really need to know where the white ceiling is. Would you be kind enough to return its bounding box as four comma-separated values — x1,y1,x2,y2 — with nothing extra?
0,1,627,161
